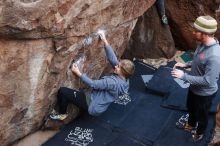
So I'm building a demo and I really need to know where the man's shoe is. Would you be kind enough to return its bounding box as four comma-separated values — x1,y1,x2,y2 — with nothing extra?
176,122,194,132
183,123,194,132
161,15,168,25
192,133,203,142
50,114,68,121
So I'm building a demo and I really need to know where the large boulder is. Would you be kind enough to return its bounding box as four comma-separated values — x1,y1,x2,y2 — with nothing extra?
0,0,156,146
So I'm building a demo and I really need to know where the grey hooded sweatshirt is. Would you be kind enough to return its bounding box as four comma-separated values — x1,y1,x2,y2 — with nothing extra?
80,45,129,116
182,39,220,96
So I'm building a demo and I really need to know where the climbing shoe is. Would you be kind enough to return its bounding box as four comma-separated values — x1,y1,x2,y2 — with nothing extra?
50,113,68,121
51,109,58,115
192,132,204,142
161,15,168,25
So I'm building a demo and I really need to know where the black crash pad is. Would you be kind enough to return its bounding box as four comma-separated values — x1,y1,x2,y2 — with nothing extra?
161,87,220,113
42,115,145,146
146,66,180,96
153,111,215,146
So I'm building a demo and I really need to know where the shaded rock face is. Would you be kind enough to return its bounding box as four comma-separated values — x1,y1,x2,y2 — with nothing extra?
124,4,176,59
166,0,220,50
217,104,220,127
0,0,156,146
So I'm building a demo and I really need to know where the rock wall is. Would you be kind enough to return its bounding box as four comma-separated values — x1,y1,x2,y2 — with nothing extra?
0,0,156,146
124,4,176,59
166,0,220,50
217,104,220,127
125,0,220,58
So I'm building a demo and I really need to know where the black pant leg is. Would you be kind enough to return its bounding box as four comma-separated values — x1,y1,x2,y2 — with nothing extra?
196,92,216,135
156,0,165,17
57,87,88,114
187,90,197,127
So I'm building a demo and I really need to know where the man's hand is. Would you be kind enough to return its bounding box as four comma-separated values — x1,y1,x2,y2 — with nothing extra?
171,69,184,79
97,30,109,45
173,62,187,69
71,64,82,77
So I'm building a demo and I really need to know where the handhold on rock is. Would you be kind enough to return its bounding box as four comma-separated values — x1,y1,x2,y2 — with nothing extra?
96,29,106,40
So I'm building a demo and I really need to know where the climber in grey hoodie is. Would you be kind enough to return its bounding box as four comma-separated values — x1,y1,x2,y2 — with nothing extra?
50,31,135,120
171,15,220,141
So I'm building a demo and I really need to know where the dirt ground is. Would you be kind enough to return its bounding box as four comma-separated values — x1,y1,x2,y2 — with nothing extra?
13,130,58,146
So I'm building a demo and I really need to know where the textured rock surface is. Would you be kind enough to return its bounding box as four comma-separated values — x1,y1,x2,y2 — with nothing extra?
0,0,156,146
166,0,220,50
124,4,176,59
217,104,220,127
0,39,54,146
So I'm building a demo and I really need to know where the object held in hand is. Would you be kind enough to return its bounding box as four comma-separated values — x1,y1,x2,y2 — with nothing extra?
97,29,106,40
69,60,75,69
69,60,79,69
175,66,184,70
